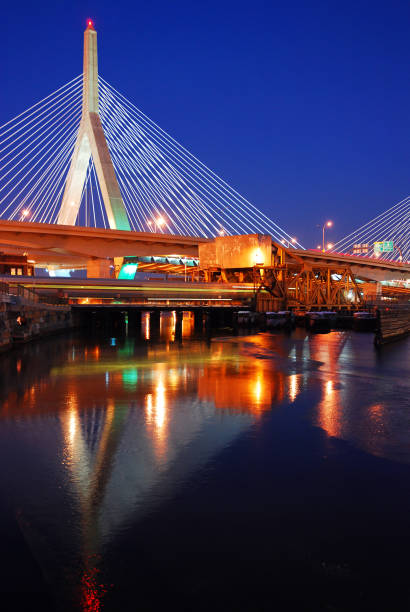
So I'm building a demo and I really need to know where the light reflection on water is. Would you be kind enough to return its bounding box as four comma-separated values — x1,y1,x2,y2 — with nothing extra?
0,324,409,608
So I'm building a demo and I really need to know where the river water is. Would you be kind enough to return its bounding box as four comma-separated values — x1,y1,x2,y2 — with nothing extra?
0,315,409,611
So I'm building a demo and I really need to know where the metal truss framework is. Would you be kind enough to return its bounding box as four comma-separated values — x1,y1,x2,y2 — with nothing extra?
202,263,362,311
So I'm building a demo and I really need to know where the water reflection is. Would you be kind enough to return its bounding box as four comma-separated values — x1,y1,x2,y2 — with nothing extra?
140,310,195,343
0,329,409,608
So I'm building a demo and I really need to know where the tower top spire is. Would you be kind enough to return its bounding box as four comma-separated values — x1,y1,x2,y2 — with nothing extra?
57,20,130,230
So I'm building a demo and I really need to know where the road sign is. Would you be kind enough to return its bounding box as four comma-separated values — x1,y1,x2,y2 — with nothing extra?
374,241,394,253
353,243,370,254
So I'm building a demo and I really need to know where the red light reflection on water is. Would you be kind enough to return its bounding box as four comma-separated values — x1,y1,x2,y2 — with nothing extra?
81,561,109,612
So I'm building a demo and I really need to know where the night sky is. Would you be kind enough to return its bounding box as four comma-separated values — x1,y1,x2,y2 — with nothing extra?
1,0,409,247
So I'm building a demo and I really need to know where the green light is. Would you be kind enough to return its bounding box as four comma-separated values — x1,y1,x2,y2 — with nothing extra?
122,369,138,390
118,263,138,280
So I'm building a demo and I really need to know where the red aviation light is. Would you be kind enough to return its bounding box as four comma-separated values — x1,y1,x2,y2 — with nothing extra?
87,19,93,27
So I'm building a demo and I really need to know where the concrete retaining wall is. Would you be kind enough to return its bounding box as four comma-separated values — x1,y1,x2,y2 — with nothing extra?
0,296,73,352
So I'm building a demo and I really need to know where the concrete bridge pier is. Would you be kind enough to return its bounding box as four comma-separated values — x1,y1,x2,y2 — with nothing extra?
87,258,113,279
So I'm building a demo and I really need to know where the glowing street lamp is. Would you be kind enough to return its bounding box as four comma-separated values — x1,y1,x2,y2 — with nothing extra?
318,221,333,252
20,209,30,221
281,237,298,247
326,242,333,251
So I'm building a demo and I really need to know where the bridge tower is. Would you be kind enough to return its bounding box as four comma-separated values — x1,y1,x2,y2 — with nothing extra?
57,21,130,230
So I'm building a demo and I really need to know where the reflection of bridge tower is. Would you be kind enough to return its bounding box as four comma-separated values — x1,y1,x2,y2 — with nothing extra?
57,21,130,230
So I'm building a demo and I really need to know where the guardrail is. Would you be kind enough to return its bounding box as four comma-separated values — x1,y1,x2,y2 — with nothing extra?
0,281,66,305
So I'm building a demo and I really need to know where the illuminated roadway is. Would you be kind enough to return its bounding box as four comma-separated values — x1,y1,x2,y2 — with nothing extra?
2,275,255,304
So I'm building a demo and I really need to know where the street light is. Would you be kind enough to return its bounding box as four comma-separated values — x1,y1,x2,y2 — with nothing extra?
394,245,403,262
281,237,298,247
20,209,30,221
147,216,166,231
318,221,333,252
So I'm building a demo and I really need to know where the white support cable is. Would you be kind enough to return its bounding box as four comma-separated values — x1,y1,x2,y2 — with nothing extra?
100,100,231,236
107,139,190,234
0,96,82,176
99,96,262,237
0,133,79,224
92,162,108,229
98,80,302,245
32,135,78,223
0,112,80,216
110,164,150,231
98,86,260,235
333,209,410,257
0,83,82,156
37,132,79,224
333,204,410,252
100,81,303,246
107,127,210,236
331,196,410,261
335,203,410,253
0,107,81,205
75,159,94,227
0,89,82,165
101,112,212,236
11,131,77,223
332,196,410,250
0,74,82,134
0,77,82,148
89,162,97,228
101,108,188,232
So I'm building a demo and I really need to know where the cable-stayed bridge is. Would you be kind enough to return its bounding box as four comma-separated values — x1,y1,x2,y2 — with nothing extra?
331,196,410,263
0,20,408,309
0,20,301,245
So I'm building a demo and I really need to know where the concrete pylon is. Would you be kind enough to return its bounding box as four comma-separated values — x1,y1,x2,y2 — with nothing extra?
57,21,130,230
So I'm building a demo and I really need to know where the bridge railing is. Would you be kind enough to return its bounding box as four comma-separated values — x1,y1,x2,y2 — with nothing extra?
1,282,66,306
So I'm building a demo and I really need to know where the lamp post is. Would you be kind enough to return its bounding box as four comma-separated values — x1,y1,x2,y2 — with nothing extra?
318,221,333,252
281,238,297,248
394,245,403,262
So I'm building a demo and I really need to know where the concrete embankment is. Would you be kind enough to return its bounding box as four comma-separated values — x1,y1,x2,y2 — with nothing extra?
375,303,410,345
0,293,72,352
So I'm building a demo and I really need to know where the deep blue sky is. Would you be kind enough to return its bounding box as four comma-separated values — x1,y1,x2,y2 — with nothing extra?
1,0,409,246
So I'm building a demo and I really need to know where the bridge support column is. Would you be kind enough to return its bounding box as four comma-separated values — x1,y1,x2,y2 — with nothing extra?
175,310,183,341
87,258,113,278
